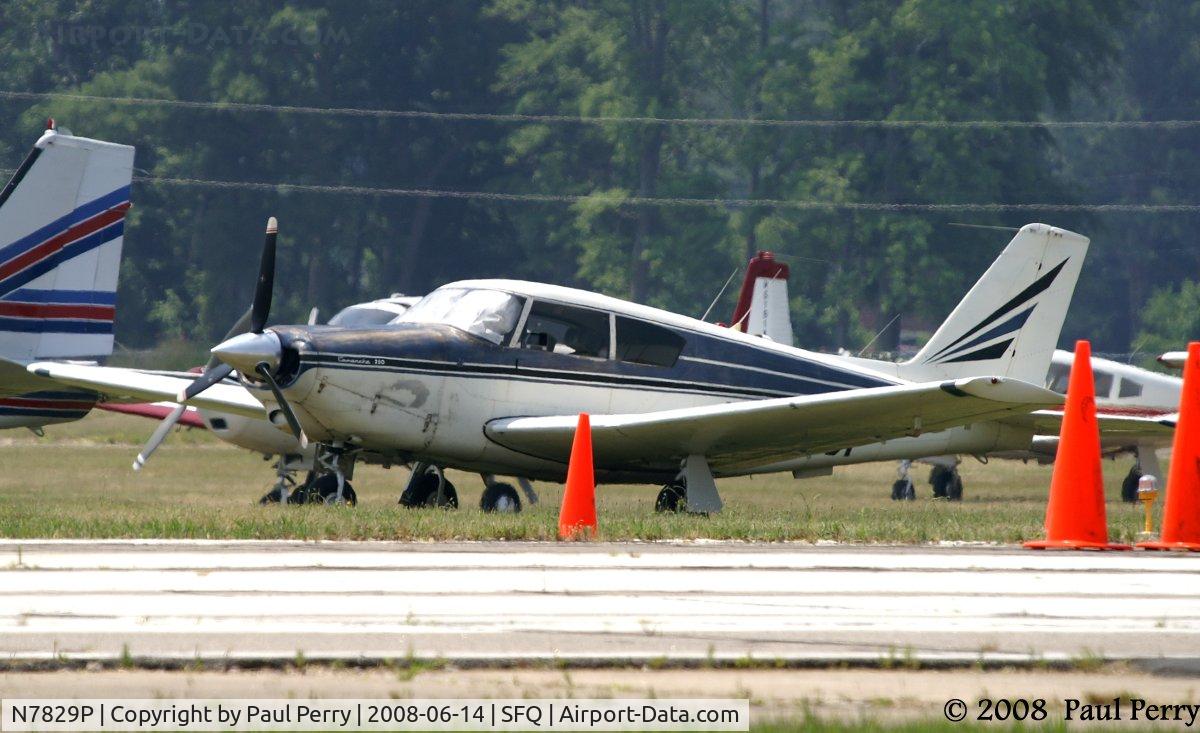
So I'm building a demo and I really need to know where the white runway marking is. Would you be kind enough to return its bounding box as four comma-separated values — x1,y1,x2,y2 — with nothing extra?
0,541,1197,664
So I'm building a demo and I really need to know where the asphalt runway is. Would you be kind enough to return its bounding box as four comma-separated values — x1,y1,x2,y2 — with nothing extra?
1,540,1198,667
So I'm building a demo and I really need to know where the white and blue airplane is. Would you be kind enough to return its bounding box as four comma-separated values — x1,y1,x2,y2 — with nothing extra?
0,121,133,433
34,217,1099,513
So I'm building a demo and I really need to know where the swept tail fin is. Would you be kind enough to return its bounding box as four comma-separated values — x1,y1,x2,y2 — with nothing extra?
898,223,1088,384
0,121,134,363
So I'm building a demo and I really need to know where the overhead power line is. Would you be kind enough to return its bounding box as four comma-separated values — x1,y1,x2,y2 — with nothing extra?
3,89,1200,130
132,174,1200,212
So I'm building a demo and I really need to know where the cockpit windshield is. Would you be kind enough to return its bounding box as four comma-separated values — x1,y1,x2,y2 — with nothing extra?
397,288,524,345
327,306,400,327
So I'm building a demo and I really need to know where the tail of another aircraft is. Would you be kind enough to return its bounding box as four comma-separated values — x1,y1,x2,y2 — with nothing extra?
729,251,794,346
0,121,134,363
896,224,1088,385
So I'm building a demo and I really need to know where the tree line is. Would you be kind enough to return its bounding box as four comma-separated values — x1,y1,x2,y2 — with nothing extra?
1,0,1197,364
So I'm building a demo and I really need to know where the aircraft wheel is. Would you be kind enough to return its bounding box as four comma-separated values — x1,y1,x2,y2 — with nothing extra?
1121,467,1141,503
930,466,952,499
295,474,356,506
891,478,915,501
655,480,687,513
259,485,288,504
946,472,963,502
480,482,522,513
400,471,459,509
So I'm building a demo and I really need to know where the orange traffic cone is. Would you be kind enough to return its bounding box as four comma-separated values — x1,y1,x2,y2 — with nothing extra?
558,413,597,540
1025,340,1130,550
1138,341,1200,551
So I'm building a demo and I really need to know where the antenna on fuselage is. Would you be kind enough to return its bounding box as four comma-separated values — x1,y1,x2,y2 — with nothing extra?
700,267,740,322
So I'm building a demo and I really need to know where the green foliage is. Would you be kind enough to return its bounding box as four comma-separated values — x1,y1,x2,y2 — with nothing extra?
1134,280,1200,363
4,0,1186,356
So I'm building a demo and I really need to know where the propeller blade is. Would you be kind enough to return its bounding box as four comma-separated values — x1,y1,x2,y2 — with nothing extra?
176,362,234,402
204,307,253,370
307,307,319,326
132,403,188,471
255,361,308,448
250,216,277,333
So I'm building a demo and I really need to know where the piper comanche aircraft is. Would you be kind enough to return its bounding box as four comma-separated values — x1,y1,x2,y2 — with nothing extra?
34,218,1094,513
0,121,133,432
100,293,544,510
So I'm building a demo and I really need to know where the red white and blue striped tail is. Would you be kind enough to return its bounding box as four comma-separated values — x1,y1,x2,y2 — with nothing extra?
0,124,134,363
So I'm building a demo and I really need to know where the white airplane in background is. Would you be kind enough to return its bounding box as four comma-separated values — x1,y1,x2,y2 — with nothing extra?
0,122,134,432
729,247,1177,502
33,218,1090,514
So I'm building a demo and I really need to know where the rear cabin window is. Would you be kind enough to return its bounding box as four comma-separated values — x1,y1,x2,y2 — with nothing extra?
1118,378,1144,398
615,316,685,367
520,301,611,359
1046,362,1071,394
1094,370,1114,398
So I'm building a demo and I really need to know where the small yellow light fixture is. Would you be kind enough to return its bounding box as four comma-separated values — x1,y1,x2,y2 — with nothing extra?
1137,474,1159,540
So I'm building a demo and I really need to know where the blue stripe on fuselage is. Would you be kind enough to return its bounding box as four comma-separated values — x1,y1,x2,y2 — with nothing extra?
285,321,895,400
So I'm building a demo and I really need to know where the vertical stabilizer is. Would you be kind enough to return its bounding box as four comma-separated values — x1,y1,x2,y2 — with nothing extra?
0,122,134,363
730,251,794,346
900,224,1088,384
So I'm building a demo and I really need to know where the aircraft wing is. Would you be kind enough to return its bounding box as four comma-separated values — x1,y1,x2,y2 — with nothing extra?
485,376,1062,473
26,362,265,419
1004,409,1177,440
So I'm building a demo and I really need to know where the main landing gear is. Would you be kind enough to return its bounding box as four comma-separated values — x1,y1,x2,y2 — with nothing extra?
891,460,916,501
929,464,963,501
654,455,723,514
655,478,687,513
399,462,459,508
1121,447,1162,503
888,459,963,501
398,463,540,512
1121,465,1141,504
479,474,539,513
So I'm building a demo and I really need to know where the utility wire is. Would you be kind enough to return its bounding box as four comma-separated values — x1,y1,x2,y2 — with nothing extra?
131,174,1200,212
3,89,1200,129
2,166,1195,211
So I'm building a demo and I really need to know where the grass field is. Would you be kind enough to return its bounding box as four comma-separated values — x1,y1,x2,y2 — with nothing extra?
0,411,1154,542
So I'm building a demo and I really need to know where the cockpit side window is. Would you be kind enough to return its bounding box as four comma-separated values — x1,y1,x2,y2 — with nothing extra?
1045,362,1071,394
520,301,611,359
1118,378,1143,398
615,316,685,367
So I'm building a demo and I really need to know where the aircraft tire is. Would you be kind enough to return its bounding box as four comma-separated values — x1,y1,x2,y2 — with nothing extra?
891,478,915,501
930,466,952,499
295,474,356,506
946,473,963,502
480,482,522,513
400,471,459,509
1121,467,1141,503
655,480,686,513
259,485,288,504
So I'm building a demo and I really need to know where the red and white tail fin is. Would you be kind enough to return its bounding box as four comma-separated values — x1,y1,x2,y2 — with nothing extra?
0,121,134,363
729,251,793,346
